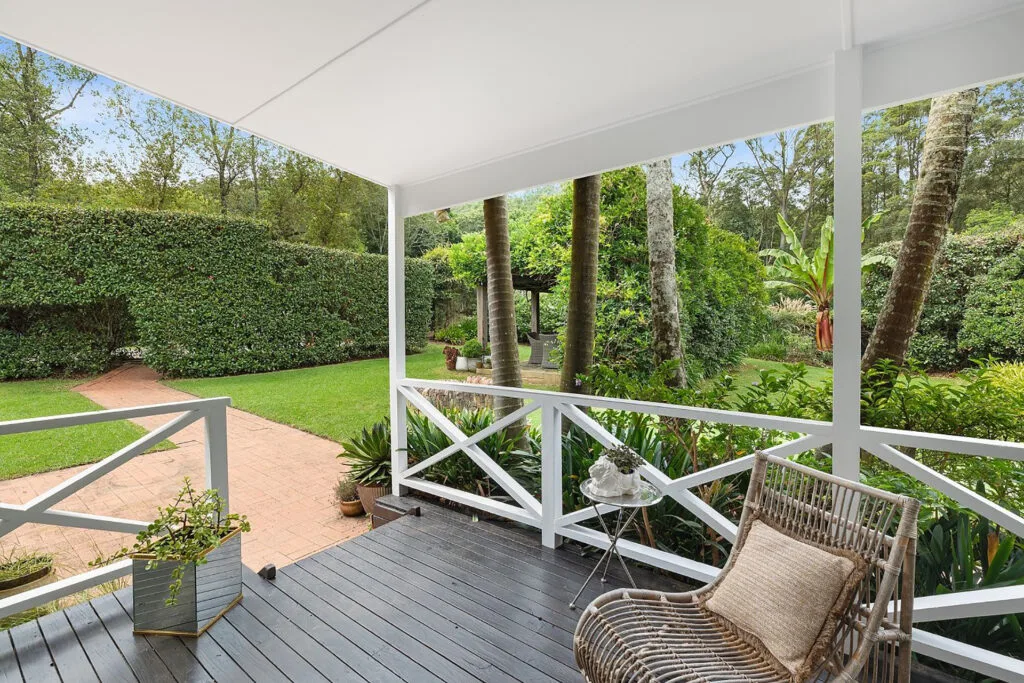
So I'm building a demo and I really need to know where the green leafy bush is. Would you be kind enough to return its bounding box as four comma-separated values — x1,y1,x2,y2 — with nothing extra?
461,339,484,358
434,317,476,345
863,230,1024,369
959,245,1024,360
0,203,433,378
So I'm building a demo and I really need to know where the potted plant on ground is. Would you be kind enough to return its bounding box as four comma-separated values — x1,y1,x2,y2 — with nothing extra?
340,419,392,517
0,550,54,598
334,477,365,517
459,339,484,371
443,345,459,371
588,444,646,497
92,477,250,636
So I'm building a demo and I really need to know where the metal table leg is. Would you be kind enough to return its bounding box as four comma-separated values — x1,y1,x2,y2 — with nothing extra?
569,504,640,609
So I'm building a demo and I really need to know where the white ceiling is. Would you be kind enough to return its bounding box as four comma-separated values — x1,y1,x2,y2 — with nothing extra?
1,0,1021,191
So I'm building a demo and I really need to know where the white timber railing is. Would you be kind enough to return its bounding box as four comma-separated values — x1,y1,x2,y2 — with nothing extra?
395,378,1024,682
0,397,231,620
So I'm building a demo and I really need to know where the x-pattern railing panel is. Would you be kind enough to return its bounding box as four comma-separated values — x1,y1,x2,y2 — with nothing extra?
0,397,230,620
399,386,542,519
395,378,1024,679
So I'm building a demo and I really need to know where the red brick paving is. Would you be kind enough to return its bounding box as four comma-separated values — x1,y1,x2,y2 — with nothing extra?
0,364,367,581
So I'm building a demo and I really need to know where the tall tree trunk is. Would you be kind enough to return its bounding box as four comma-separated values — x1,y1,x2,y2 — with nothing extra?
560,175,601,394
646,158,686,387
862,89,979,370
484,196,523,418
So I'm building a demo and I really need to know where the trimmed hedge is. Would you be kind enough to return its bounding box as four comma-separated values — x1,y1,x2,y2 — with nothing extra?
862,230,1024,369
959,245,1024,360
0,204,433,378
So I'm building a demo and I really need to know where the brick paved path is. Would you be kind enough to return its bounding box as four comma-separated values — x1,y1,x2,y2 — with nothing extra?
0,365,366,580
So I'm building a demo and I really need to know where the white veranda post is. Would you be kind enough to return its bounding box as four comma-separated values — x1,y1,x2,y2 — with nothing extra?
388,186,408,496
832,46,863,482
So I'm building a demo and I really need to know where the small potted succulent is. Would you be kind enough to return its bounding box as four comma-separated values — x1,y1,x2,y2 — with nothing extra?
588,444,646,497
443,345,459,371
334,477,365,517
92,477,249,636
340,419,392,517
0,550,54,598
459,339,484,371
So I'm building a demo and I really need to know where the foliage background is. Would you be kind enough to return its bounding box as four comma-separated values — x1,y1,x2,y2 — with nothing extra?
0,204,432,378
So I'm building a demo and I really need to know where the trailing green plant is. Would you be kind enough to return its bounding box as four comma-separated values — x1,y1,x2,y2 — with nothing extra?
0,203,434,378
339,419,392,487
91,478,249,605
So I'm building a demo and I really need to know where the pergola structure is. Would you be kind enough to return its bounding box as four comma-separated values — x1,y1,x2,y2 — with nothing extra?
3,1,1024,679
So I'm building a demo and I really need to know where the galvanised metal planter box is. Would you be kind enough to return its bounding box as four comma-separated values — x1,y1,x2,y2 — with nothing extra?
131,527,243,636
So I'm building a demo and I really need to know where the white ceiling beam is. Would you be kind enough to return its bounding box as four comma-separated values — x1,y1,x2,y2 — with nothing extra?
401,6,1024,216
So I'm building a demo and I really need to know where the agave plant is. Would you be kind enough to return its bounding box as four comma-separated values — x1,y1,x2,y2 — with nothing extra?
339,418,392,487
761,213,891,351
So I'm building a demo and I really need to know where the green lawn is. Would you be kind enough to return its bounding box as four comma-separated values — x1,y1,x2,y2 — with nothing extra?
167,343,557,445
0,379,170,480
727,358,833,393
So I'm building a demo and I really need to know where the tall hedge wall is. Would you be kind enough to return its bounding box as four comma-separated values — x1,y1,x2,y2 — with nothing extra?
0,204,433,378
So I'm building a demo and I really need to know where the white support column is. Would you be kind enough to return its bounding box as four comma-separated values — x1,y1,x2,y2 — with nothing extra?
204,403,230,509
832,47,863,481
540,401,563,548
388,186,408,496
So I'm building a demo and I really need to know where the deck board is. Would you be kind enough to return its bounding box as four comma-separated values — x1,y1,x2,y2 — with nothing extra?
1,497,691,682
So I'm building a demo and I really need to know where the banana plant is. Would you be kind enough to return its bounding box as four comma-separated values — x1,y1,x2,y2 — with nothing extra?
760,213,891,351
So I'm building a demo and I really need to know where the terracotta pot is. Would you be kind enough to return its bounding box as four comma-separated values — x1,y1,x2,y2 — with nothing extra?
356,484,389,517
338,499,365,517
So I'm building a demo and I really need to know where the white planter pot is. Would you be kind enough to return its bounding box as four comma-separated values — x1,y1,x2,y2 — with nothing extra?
455,356,469,371
588,456,642,497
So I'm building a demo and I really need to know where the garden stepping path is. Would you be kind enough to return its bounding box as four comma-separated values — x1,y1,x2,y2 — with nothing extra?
0,363,367,582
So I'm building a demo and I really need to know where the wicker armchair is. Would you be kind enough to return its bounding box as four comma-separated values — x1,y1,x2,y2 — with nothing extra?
574,451,920,683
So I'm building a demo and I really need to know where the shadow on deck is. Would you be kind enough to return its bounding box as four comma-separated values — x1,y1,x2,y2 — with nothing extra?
0,497,689,682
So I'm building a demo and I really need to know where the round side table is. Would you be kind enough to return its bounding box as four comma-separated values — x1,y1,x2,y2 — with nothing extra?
569,478,663,609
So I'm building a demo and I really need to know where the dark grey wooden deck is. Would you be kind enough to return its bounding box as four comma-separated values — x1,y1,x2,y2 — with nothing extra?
0,498,688,682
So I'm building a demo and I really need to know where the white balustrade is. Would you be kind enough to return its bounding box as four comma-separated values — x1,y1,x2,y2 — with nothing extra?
395,377,1024,681
0,397,231,620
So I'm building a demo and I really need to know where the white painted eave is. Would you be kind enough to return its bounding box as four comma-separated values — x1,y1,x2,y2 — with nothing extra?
401,6,1024,214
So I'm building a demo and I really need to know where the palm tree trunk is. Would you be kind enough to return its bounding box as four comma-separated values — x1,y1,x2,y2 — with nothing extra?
646,158,686,387
862,89,979,371
560,175,601,394
484,196,523,418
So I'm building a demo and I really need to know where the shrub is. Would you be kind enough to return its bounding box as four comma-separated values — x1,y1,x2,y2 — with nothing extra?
863,230,1024,369
959,245,1024,360
434,317,476,345
461,339,484,359
0,203,434,378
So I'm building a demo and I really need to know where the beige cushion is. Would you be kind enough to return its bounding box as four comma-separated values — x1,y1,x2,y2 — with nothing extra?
704,519,866,681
